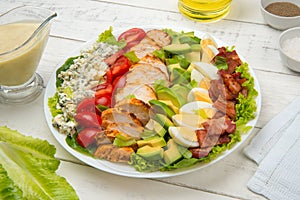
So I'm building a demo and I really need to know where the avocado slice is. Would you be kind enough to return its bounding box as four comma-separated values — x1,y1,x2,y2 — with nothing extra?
163,139,182,165
156,87,182,108
184,51,201,62
190,44,201,51
145,119,167,137
171,36,180,44
163,43,191,54
179,36,201,45
113,137,136,147
154,113,174,130
167,63,181,72
149,99,176,119
137,137,166,148
141,129,157,140
171,84,190,101
177,144,193,159
137,145,164,161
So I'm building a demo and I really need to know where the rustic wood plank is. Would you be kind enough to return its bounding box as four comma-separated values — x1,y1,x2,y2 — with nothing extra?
1,1,298,200
58,160,241,200
3,0,296,76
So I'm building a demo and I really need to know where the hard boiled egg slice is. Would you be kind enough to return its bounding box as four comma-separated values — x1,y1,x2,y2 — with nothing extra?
172,113,206,129
201,45,219,63
192,62,219,80
200,34,218,49
191,68,204,83
190,69,210,89
180,101,213,114
169,126,199,148
200,34,218,63
187,88,212,103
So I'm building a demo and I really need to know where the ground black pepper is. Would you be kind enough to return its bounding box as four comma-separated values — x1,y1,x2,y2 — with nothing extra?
265,2,300,17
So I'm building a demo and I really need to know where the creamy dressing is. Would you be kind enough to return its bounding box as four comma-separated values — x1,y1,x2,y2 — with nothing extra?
0,22,49,86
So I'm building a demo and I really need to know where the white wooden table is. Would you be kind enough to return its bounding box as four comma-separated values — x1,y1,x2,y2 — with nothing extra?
1,0,300,199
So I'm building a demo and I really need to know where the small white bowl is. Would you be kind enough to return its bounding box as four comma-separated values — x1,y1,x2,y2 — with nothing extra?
261,0,300,30
279,27,300,72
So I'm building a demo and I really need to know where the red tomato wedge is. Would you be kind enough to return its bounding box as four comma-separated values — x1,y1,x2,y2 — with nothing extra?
95,94,111,107
94,83,113,97
74,111,102,128
118,28,146,50
112,75,126,90
76,128,100,148
110,55,131,78
76,98,95,114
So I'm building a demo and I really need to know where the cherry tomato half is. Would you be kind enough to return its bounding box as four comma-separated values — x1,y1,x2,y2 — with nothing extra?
95,94,111,107
112,75,126,90
76,128,100,148
118,28,146,50
95,83,113,99
110,56,130,78
74,111,102,128
76,98,95,114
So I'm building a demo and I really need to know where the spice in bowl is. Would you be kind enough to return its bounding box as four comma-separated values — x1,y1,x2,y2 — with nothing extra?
282,36,300,61
265,2,300,17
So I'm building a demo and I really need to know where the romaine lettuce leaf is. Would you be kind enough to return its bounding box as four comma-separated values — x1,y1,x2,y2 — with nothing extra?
97,26,126,49
0,126,79,200
56,56,80,88
48,92,62,117
0,164,24,200
235,63,258,126
124,51,140,64
129,153,165,172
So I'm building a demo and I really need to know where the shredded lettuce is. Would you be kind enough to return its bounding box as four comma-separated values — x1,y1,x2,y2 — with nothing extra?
0,126,79,199
128,153,165,172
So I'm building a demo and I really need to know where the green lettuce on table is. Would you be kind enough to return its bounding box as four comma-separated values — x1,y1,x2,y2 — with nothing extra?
0,126,79,200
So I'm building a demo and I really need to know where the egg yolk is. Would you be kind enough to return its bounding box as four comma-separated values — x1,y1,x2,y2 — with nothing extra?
194,91,212,103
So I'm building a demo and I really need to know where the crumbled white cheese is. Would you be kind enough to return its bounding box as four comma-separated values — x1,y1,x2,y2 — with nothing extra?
52,42,119,135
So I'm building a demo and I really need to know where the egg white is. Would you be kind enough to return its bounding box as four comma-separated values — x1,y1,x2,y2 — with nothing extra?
169,126,199,148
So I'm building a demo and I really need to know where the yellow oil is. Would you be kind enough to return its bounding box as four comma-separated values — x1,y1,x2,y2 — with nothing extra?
178,0,232,22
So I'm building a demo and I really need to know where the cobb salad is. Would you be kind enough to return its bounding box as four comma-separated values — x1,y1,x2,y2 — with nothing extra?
48,27,258,172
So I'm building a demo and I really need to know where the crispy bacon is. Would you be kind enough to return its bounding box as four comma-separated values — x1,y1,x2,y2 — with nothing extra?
220,73,242,95
209,78,238,102
190,147,210,159
213,96,236,119
213,47,242,74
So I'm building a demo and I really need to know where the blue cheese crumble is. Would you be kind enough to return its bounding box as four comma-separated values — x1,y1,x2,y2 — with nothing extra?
52,42,119,135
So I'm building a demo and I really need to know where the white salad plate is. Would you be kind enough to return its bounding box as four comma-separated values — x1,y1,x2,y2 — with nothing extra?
44,26,262,178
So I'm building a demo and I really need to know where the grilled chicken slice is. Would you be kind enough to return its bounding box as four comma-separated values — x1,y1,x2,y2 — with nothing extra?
130,36,161,59
139,55,169,80
106,122,144,140
146,29,172,47
114,84,157,104
126,63,168,85
101,108,142,129
95,130,113,145
114,98,150,126
94,144,134,162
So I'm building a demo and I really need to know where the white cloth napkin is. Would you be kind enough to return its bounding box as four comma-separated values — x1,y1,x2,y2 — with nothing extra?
244,96,300,200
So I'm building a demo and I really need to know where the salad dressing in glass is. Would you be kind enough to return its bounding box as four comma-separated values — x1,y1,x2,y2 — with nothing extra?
0,22,49,86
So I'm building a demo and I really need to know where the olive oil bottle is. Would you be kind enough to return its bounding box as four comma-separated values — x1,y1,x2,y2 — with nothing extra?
178,0,232,22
